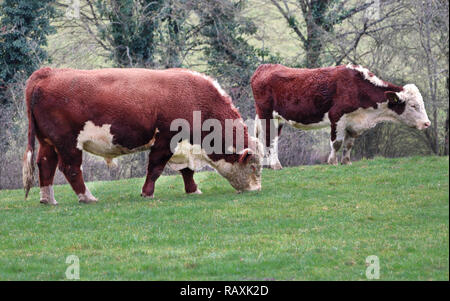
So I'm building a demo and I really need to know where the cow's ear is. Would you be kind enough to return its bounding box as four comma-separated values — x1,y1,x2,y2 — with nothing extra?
239,149,253,164
385,91,400,104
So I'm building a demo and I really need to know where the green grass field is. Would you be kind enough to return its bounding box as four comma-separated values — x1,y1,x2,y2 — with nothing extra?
0,156,448,280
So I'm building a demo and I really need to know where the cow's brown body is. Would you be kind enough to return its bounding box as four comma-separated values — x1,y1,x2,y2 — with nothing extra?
23,68,262,204
251,64,430,168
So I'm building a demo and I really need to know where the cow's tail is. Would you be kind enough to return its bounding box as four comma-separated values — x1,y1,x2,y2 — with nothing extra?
22,68,52,199
23,89,38,199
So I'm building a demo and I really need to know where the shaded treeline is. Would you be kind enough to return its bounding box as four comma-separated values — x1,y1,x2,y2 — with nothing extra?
0,0,448,189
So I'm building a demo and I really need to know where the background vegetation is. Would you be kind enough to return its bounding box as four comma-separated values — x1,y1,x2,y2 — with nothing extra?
0,0,448,189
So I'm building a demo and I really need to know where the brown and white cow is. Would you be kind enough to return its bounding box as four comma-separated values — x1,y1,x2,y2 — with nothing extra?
251,64,431,168
23,67,262,205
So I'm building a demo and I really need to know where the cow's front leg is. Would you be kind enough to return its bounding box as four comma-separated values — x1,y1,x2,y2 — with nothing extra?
59,148,97,204
180,168,202,194
327,120,344,165
327,139,342,165
141,139,172,198
328,118,345,165
341,132,356,165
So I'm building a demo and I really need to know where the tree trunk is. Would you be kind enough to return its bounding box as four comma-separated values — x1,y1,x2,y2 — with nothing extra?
445,108,449,156
445,78,449,155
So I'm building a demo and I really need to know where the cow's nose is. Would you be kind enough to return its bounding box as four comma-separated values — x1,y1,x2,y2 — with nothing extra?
423,121,431,128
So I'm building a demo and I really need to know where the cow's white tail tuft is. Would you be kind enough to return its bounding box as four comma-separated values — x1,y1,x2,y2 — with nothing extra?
105,158,118,168
23,150,34,199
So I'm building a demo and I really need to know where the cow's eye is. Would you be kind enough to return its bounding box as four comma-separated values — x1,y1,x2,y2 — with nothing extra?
411,104,418,110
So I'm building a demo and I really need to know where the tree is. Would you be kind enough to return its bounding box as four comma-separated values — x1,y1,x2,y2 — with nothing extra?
0,0,55,104
408,0,449,155
194,0,279,118
195,1,260,85
269,0,407,68
95,0,164,67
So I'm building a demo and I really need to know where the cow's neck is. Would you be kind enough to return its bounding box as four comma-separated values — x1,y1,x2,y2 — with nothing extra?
345,101,399,135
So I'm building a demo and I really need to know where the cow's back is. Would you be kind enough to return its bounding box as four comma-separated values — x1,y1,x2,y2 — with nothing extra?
251,64,345,122
26,67,242,153
28,68,235,124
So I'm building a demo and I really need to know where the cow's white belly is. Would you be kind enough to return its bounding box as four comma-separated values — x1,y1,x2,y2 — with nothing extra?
76,121,209,170
76,121,156,159
80,140,153,157
273,111,330,130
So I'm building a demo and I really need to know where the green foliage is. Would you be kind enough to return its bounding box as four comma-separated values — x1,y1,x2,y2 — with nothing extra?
0,156,448,280
0,0,55,103
96,0,164,68
196,0,278,87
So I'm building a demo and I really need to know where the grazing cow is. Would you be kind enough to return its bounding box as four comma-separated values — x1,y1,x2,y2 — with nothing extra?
23,68,262,205
251,64,431,169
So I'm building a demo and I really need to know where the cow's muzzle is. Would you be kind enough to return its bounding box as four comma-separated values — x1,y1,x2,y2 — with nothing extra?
417,121,431,130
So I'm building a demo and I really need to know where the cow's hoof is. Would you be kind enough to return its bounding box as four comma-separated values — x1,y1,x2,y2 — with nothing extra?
78,189,98,204
79,198,98,204
187,189,202,195
40,199,58,205
341,158,352,165
270,162,283,170
141,193,154,198
327,157,338,165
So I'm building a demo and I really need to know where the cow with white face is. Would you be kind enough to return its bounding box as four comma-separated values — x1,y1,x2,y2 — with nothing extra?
386,84,431,130
251,64,431,167
23,67,262,204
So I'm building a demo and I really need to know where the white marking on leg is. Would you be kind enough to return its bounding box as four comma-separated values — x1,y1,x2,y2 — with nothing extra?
268,136,282,169
78,186,98,204
327,140,339,165
188,189,202,195
40,185,58,205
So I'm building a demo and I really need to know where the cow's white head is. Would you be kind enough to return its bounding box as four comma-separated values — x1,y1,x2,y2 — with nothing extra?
211,136,263,192
385,84,431,130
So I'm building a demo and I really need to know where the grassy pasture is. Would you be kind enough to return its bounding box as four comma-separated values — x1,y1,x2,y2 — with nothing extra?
0,156,448,280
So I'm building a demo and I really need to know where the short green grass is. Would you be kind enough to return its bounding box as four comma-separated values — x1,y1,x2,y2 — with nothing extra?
0,156,448,280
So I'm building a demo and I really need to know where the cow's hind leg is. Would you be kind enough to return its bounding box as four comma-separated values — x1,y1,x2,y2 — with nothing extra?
37,141,59,205
341,131,356,165
59,148,97,203
180,168,202,194
141,136,172,198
